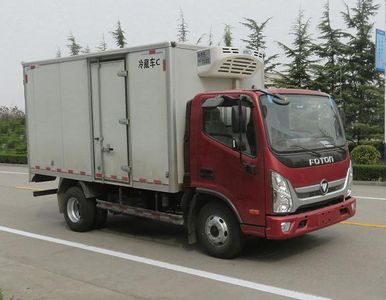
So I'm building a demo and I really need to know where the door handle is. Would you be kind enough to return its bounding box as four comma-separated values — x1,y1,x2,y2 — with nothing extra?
200,168,214,180
244,163,256,175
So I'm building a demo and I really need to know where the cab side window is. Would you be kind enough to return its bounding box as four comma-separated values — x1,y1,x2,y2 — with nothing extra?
203,103,257,157
203,107,233,148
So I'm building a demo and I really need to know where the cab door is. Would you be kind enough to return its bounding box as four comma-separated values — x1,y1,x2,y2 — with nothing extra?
191,93,265,226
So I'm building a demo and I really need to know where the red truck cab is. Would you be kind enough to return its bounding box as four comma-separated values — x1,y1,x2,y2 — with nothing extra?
188,88,355,257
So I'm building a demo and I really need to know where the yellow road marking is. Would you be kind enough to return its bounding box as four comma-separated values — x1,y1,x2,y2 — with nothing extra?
341,221,386,229
15,186,43,192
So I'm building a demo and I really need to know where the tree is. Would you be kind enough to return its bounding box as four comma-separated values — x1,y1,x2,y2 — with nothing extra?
223,24,233,47
67,33,82,56
81,45,91,54
111,20,126,48
208,26,214,46
97,34,107,52
312,1,346,102
274,10,315,89
0,106,26,156
241,17,279,73
341,0,384,141
56,48,62,58
177,9,189,42
196,34,206,45
0,106,24,120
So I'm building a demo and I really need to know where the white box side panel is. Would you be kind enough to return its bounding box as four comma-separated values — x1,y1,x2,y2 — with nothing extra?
25,60,92,177
25,68,37,173
26,64,64,171
128,49,170,188
59,60,92,175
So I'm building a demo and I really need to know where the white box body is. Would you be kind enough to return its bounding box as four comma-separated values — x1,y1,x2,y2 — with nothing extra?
23,42,264,193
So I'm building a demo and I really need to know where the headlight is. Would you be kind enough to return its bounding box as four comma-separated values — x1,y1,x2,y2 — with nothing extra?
271,171,293,213
346,162,353,198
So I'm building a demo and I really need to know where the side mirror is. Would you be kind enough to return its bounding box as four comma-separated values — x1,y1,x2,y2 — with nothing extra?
231,106,247,133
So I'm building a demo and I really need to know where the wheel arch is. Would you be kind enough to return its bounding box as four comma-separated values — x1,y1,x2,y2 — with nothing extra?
57,179,103,213
195,188,242,223
186,187,242,245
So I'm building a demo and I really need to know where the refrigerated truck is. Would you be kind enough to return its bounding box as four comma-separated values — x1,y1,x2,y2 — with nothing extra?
23,42,356,258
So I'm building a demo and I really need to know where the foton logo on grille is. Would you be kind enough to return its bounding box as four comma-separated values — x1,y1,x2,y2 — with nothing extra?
309,156,334,166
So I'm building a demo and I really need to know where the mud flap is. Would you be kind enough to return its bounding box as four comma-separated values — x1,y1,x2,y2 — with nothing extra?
187,194,199,244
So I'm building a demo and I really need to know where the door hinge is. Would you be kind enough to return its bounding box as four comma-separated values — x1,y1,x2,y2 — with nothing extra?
121,165,131,173
119,118,129,125
117,70,128,77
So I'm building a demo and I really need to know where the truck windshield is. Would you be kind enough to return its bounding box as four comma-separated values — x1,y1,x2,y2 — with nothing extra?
260,94,345,153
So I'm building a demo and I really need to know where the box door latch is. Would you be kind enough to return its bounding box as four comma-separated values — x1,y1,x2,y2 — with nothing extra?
119,118,129,125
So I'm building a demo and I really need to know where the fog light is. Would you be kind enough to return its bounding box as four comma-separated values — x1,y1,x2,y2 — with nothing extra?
351,202,356,211
281,222,291,233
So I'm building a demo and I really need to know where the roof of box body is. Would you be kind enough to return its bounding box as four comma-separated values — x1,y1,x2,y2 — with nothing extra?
22,42,204,67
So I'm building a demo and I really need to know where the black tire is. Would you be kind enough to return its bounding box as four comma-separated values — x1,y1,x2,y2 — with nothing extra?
197,202,244,259
94,208,108,229
63,186,96,232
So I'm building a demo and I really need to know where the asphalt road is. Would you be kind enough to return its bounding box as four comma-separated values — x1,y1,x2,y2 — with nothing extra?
0,164,385,300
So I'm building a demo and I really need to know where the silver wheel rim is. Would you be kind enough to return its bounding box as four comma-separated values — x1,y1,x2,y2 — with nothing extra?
67,197,81,223
205,215,229,246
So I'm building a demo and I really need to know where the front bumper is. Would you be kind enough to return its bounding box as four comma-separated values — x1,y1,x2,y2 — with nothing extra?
265,197,356,239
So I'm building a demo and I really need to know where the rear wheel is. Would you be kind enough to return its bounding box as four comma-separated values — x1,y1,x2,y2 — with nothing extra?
63,186,96,232
197,202,244,259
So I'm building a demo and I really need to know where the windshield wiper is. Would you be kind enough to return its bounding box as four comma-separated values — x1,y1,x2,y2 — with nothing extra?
288,145,322,157
322,142,347,153
252,89,289,105
332,144,346,152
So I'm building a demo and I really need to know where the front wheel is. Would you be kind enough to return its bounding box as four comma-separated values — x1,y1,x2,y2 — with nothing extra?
63,186,96,232
197,202,244,259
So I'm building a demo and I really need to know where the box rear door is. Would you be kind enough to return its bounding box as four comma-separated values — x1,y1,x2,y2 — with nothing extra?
91,59,130,183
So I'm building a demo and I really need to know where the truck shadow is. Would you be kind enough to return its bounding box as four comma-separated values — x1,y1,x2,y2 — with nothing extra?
102,214,336,261
102,215,187,247
241,234,336,261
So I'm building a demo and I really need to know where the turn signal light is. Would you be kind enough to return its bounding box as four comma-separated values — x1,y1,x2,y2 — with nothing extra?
249,209,260,216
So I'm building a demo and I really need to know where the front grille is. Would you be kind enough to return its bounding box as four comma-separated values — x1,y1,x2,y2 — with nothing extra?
295,180,345,199
295,197,344,214
297,190,321,199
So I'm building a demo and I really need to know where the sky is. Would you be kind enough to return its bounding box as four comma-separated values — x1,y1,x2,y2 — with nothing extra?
0,0,385,108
